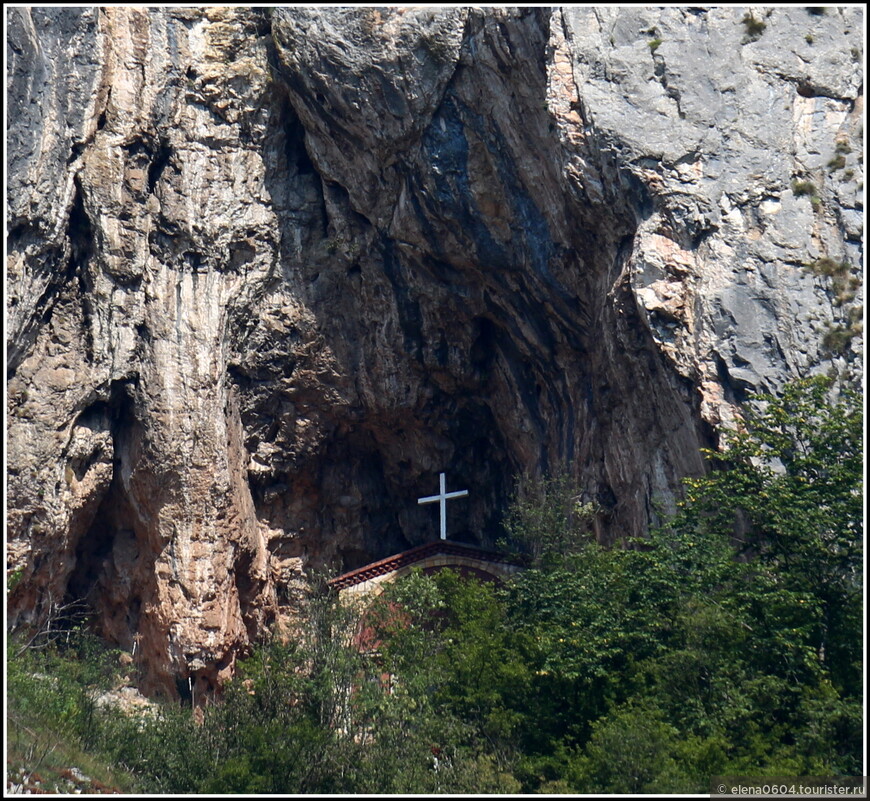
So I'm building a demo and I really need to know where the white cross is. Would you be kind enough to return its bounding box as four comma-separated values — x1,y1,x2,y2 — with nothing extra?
417,472,469,541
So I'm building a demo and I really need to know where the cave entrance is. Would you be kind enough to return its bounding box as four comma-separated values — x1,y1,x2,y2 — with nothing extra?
64,380,140,624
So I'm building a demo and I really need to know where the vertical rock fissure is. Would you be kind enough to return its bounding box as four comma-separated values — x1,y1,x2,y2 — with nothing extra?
63,381,144,627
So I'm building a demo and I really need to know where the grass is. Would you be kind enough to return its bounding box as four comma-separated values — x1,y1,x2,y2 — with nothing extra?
6,628,144,794
7,711,140,793
791,180,822,211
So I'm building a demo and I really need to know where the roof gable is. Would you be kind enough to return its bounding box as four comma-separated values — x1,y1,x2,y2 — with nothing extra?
328,541,522,595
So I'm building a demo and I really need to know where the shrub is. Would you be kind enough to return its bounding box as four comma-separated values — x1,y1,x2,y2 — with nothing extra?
806,259,860,305
499,471,598,567
807,257,845,277
571,706,694,793
827,154,846,171
822,325,854,355
7,626,121,755
649,38,663,53
834,278,860,306
791,180,823,212
742,13,767,39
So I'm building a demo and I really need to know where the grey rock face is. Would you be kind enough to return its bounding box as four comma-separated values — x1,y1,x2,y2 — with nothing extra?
560,6,863,420
6,6,863,697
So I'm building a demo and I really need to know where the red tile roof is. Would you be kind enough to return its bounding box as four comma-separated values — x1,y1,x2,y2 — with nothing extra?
328,541,519,591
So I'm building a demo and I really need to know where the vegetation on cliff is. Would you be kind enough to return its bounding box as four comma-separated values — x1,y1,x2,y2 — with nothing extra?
6,376,862,793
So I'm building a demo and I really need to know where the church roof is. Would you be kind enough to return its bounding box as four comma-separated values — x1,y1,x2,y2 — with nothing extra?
328,540,520,591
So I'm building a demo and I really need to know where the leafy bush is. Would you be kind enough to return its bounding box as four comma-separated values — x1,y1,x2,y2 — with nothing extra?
742,13,767,40
808,256,846,277
822,324,855,355
7,624,140,791
499,471,598,567
792,179,823,211
805,258,860,305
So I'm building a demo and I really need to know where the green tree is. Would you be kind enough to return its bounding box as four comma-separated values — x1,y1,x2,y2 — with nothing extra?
681,376,862,694
367,569,529,791
647,375,864,777
501,471,599,567
570,704,695,793
497,377,862,789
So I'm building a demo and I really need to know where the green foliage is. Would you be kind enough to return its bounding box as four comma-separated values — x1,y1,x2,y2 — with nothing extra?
742,13,767,40
805,257,859,306
7,565,24,594
681,377,862,690
791,179,817,197
570,705,701,792
828,154,846,171
508,376,862,789
649,38,663,53
500,471,598,567
7,626,138,791
370,569,534,778
822,324,857,355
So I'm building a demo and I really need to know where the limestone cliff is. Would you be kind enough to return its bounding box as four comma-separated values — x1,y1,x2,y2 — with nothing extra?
6,7,863,698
